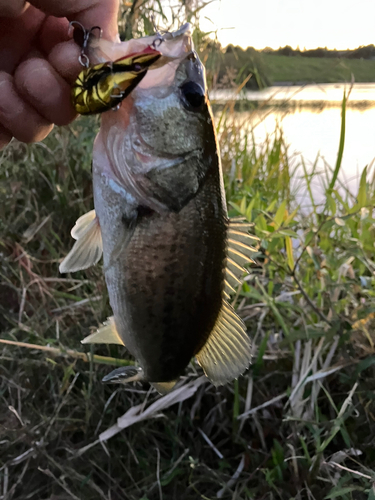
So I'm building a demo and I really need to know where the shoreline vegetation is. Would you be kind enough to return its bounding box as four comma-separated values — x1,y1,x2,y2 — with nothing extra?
211,94,375,110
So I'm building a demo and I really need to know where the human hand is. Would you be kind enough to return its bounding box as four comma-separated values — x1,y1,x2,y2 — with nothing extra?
0,0,119,149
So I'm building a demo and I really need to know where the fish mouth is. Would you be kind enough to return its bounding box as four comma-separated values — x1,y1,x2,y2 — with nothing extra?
88,23,193,68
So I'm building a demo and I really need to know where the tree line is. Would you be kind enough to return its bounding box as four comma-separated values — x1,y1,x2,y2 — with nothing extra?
262,44,375,59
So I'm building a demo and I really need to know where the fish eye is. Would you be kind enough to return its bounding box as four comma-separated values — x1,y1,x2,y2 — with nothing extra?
133,63,142,72
180,81,205,110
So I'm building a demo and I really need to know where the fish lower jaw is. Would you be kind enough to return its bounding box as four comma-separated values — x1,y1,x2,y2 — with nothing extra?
102,366,144,384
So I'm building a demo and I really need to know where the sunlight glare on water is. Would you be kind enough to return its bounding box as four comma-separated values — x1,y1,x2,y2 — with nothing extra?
253,106,375,206
212,83,375,104
212,84,375,208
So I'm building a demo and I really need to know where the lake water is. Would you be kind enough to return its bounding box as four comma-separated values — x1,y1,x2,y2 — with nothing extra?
211,83,375,207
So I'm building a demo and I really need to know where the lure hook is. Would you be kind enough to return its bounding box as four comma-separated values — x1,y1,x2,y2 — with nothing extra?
69,21,103,68
150,15,165,49
78,53,90,68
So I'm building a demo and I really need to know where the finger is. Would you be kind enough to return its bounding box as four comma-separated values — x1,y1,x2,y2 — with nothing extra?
0,0,27,18
0,72,53,143
0,6,45,73
38,17,83,84
38,15,71,55
48,39,83,84
0,124,12,150
15,56,77,125
30,0,119,41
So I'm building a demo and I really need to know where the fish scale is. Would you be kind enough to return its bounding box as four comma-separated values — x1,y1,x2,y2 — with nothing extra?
110,175,226,382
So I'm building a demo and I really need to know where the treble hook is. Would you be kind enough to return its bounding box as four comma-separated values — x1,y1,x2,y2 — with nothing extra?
150,15,165,49
69,21,102,68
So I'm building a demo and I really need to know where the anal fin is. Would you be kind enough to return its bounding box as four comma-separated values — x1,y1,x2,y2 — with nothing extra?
81,316,124,345
196,301,251,386
59,210,102,273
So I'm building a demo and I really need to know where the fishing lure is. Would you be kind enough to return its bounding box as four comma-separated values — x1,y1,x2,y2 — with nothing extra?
70,22,161,115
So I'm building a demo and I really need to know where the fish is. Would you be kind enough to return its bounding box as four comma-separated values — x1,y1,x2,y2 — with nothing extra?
60,24,257,394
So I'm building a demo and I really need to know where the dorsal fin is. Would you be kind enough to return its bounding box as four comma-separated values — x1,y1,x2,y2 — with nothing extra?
224,218,258,295
59,211,103,273
224,279,237,294
81,316,125,345
226,267,242,288
195,301,251,386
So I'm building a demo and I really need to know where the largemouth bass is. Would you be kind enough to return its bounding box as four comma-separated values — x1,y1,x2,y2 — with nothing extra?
60,24,256,393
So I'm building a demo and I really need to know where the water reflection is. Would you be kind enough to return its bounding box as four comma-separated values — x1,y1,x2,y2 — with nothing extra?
211,83,375,105
213,85,375,207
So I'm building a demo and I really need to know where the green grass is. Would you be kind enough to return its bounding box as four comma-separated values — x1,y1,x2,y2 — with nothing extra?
1,98,375,499
263,54,375,84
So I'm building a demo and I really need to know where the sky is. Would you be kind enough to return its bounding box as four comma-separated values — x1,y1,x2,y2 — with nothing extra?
198,0,375,50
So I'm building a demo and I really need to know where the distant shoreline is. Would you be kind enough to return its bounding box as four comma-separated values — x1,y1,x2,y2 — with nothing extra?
209,82,375,109
264,54,375,86
205,49,375,90
211,99,375,110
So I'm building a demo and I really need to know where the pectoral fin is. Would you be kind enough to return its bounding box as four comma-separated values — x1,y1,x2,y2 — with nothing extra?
70,210,97,239
81,316,124,345
195,301,251,386
59,211,102,273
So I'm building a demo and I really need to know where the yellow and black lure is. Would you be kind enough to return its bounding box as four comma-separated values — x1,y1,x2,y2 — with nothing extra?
72,47,161,115
70,22,161,115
